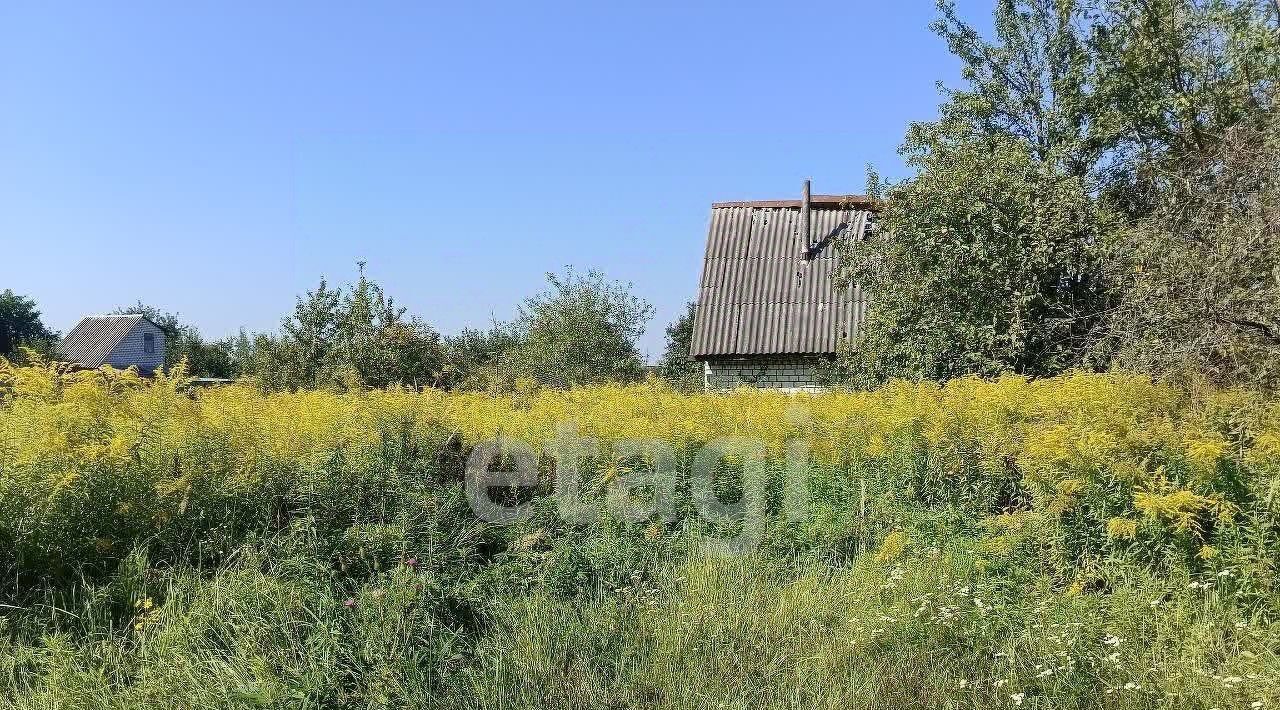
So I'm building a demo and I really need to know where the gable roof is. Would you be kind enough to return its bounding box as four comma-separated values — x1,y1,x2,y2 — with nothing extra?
55,315,158,368
689,196,875,359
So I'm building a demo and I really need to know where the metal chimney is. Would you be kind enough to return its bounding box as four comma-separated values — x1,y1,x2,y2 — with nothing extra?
800,178,812,250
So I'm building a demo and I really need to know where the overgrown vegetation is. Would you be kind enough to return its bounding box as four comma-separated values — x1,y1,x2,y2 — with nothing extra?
3,362,1280,708
221,265,655,393
837,0,1280,390
1099,117,1280,388
233,264,448,391
7,3,1280,707
486,267,654,391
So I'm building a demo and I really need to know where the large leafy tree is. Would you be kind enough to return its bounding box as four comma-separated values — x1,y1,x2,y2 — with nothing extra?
331,264,445,389
838,0,1109,384
1100,113,1280,388
278,277,341,389
501,268,654,390
845,143,1106,383
1091,0,1280,215
0,290,57,359
837,0,1280,386
1088,0,1280,386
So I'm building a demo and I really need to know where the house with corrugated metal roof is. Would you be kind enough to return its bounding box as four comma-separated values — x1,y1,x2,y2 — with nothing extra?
689,181,876,392
56,314,167,375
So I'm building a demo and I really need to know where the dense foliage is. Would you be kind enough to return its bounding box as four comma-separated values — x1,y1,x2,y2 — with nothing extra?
656,300,701,392
7,4,1280,707
224,265,656,393
837,0,1280,388
3,362,1280,707
0,290,56,360
436,324,523,391
1099,114,1280,388
495,268,654,390
234,266,448,391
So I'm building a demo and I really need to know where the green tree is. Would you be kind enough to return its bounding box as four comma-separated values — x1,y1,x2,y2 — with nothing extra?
1091,0,1280,216
239,265,446,391
1099,114,1280,388
331,264,445,389
439,324,522,391
657,301,702,392
277,278,342,389
503,268,654,389
837,0,1109,384
835,0,1280,386
0,290,57,359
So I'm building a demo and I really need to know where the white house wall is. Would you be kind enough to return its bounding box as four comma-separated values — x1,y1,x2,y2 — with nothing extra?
104,320,166,374
703,357,825,394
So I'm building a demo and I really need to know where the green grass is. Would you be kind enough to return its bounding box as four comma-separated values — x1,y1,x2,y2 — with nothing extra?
3,496,1278,709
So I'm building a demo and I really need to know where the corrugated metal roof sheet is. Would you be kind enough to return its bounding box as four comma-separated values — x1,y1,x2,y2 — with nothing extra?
55,315,148,368
690,198,873,359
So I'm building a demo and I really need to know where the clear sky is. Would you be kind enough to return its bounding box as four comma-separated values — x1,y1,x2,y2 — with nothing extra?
1,1,986,360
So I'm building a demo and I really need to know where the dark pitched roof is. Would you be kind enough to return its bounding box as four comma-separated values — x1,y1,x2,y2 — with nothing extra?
55,315,153,368
689,196,875,359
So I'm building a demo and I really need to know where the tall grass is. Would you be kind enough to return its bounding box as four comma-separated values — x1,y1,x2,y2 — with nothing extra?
1,361,1278,708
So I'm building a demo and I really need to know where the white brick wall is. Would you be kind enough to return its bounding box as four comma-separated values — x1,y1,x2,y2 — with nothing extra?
703,357,826,393
104,320,166,374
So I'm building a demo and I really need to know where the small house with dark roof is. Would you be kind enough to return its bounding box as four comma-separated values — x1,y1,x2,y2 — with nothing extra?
56,315,167,374
689,181,876,392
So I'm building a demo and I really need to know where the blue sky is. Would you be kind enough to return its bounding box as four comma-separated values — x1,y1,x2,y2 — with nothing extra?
1,1,986,359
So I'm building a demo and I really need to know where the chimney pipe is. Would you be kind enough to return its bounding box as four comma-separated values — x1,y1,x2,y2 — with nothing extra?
800,178,812,250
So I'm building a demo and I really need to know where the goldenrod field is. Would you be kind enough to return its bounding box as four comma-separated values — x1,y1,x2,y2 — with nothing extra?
2,362,1279,708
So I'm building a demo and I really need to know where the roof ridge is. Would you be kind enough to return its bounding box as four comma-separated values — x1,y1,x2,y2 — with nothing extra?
711,195,878,210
